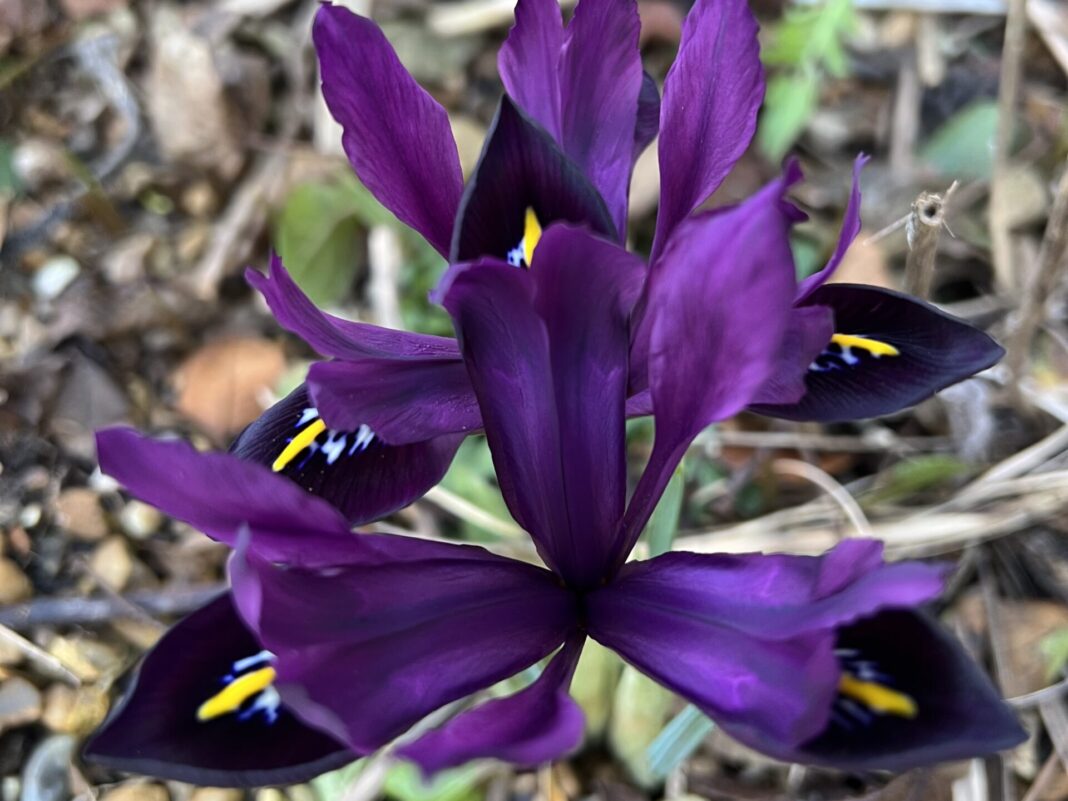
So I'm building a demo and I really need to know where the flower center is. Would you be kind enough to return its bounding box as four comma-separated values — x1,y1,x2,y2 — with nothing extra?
272,407,375,472
810,334,900,373
832,648,917,728
197,650,281,725
505,208,543,268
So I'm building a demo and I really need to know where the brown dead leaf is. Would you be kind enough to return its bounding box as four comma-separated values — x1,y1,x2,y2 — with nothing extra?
998,600,1068,697
829,229,894,288
173,336,286,441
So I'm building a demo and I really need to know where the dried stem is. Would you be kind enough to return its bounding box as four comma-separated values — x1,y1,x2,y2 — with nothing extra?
989,0,1029,293
1020,752,1066,801
0,585,225,631
905,182,958,299
1004,159,1068,387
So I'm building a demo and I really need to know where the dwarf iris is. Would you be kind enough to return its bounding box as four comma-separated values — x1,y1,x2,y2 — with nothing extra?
84,0,1020,787
88,212,1022,784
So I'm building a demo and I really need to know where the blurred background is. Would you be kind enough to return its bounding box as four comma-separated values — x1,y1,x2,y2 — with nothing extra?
1,0,1068,799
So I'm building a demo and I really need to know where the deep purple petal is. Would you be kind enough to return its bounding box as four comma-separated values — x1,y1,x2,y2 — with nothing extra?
596,545,946,643
633,72,661,163
438,227,643,586
750,285,1005,422
231,537,577,753
313,4,462,255
750,305,835,406
307,359,479,445
247,257,459,362
498,0,564,141
651,0,764,257
795,155,868,303
97,427,358,565
230,384,462,523
83,594,353,787
558,0,643,234
586,542,945,748
451,97,617,262
398,635,586,774
622,177,798,549
752,610,1026,771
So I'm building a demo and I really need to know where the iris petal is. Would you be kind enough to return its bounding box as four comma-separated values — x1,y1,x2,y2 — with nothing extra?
761,610,1026,770
437,226,643,586
230,385,463,524
398,635,586,774
83,594,353,787
585,541,948,752
313,4,463,255
652,0,764,256
499,0,565,141
247,257,459,363
307,360,480,446
623,174,799,551
750,284,1005,422
231,533,577,753
451,97,617,263
557,0,643,234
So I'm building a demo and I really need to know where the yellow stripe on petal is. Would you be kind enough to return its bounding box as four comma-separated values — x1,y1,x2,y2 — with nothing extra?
831,334,900,358
839,674,917,718
523,207,542,267
197,666,278,721
272,419,326,472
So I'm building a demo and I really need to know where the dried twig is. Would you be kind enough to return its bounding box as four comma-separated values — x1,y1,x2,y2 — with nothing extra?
771,458,873,538
0,624,81,685
1020,752,1066,801
0,585,225,631
794,0,1006,12
905,182,958,299
1004,159,1068,386
989,0,1030,293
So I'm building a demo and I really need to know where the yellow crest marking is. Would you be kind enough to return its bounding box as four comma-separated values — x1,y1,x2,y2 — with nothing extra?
272,419,326,472
838,674,917,718
523,207,543,267
197,666,278,722
830,334,900,358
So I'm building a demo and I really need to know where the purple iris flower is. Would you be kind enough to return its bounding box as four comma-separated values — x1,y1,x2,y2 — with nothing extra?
218,0,1002,530
83,0,1019,786
86,201,1022,784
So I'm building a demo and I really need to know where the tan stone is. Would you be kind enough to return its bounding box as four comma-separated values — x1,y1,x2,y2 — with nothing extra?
55,488,109,541
0,558,32,604
189,790,244,801
102,782,170,801
41,683,109,736
89,536,133,592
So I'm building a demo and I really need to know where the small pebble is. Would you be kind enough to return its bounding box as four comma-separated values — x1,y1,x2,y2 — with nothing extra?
189,790,244,801
0,677,42,734
180,181,218,217
42,684,109,736
101,783,170,801
31,256,80,301
46,637,121,683
20,734,73,801
18,505,41,529
0,559,32,605
254,790,285,801
89,536,132,591
118,501,162,540
55,488,109,541
12,141,68,190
